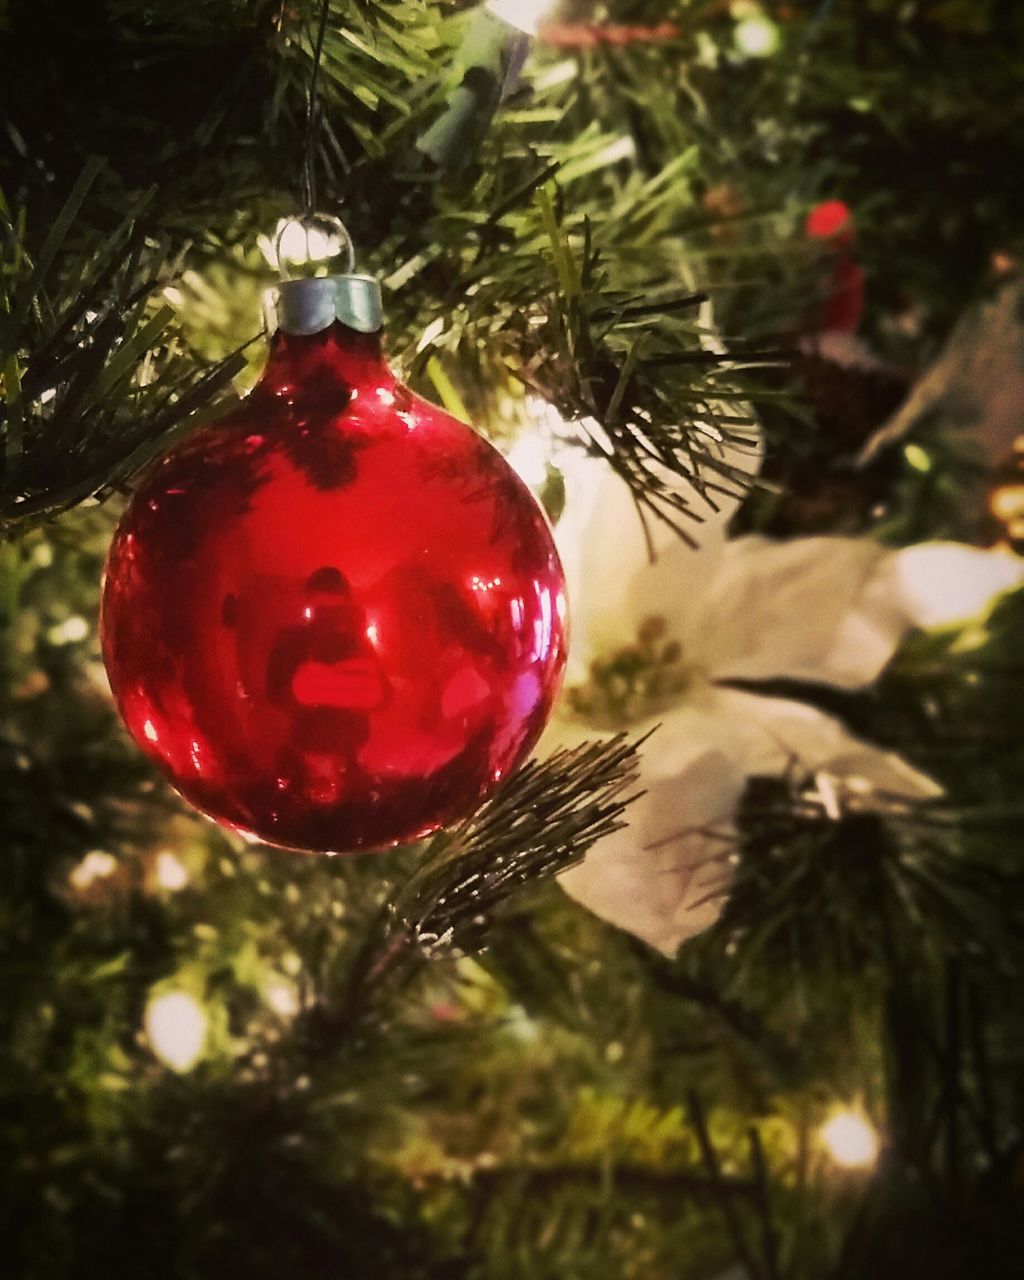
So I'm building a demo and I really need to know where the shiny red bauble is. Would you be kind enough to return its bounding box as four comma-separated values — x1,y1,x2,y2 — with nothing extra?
804,199,865,334
101,320,567,851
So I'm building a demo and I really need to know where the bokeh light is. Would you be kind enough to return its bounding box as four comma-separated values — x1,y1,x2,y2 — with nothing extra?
145,991,208,1072
820,1109,880,1169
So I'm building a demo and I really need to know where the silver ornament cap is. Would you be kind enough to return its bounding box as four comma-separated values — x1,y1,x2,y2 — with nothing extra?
267,274,384,337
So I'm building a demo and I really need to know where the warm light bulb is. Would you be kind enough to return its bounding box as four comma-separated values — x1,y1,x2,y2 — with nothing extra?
486,0,554,36
69,850,118,891
154,850,189,892
145,991,208,1072
734,14,781,57
47,615,89,646
988,435,1024,550
265,978,300,1018
990,484,1024,525
820,1110,880,1169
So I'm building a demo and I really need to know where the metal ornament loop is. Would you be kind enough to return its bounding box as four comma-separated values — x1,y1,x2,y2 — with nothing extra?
264,212,381,336
273,212,356,280
266,274,384,337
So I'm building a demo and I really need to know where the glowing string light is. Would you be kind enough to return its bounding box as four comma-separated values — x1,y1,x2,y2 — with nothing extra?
69,850,118,891
47,615,89,646
145,991,208,1072
154,850,189,892
265,979,300,1018
734,12,781,58
820,1109,880,1169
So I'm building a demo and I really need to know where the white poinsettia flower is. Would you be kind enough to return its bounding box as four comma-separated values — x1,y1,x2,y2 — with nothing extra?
888,541,1024,629
547,455,1024,957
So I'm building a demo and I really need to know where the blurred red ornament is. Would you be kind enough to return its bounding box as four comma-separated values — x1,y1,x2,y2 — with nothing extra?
805,199,855,247
101,279,568,852
805,199,864,333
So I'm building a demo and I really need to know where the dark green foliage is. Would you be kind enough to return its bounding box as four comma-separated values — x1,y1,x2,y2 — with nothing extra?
3,3,1024,1278
0,164,246,533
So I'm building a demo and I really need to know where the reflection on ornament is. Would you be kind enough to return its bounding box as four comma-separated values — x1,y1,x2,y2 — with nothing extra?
989,435,1024,553
154,850,189,891
259,218,346,273
101,278,567,853
486,0,554,36
69,850,118,891
506,430,550,489
820,1109,880,1169
145,991,208,1072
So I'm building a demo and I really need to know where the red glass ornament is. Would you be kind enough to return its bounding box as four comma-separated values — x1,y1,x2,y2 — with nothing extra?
805,200,864,334
805,199,855,248
101,319,568,851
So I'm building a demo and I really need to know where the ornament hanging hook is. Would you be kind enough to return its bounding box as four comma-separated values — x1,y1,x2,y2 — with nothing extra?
274,212,356,281
301,0,333,217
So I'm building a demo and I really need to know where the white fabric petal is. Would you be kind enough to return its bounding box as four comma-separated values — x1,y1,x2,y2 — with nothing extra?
552,685,939,957
709,687,942,801
702,536,912,689
555,450,761,683
554,452,709,681
551,700,747,957
890,542,1024,630
552,336,763,686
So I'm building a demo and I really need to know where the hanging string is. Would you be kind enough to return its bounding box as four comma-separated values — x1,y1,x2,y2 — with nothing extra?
301,0,333,218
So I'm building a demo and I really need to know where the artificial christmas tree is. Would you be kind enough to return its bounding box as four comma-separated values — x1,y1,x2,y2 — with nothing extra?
4,3,1024,1278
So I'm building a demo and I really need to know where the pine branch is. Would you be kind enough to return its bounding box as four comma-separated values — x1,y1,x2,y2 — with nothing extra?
1,166,247,537
3,4,783,541
687,1090,764,1280
394,173,772,540
301,735,643,1044
397,733,643,956
460,1158,758,1200
727,772,1024,985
